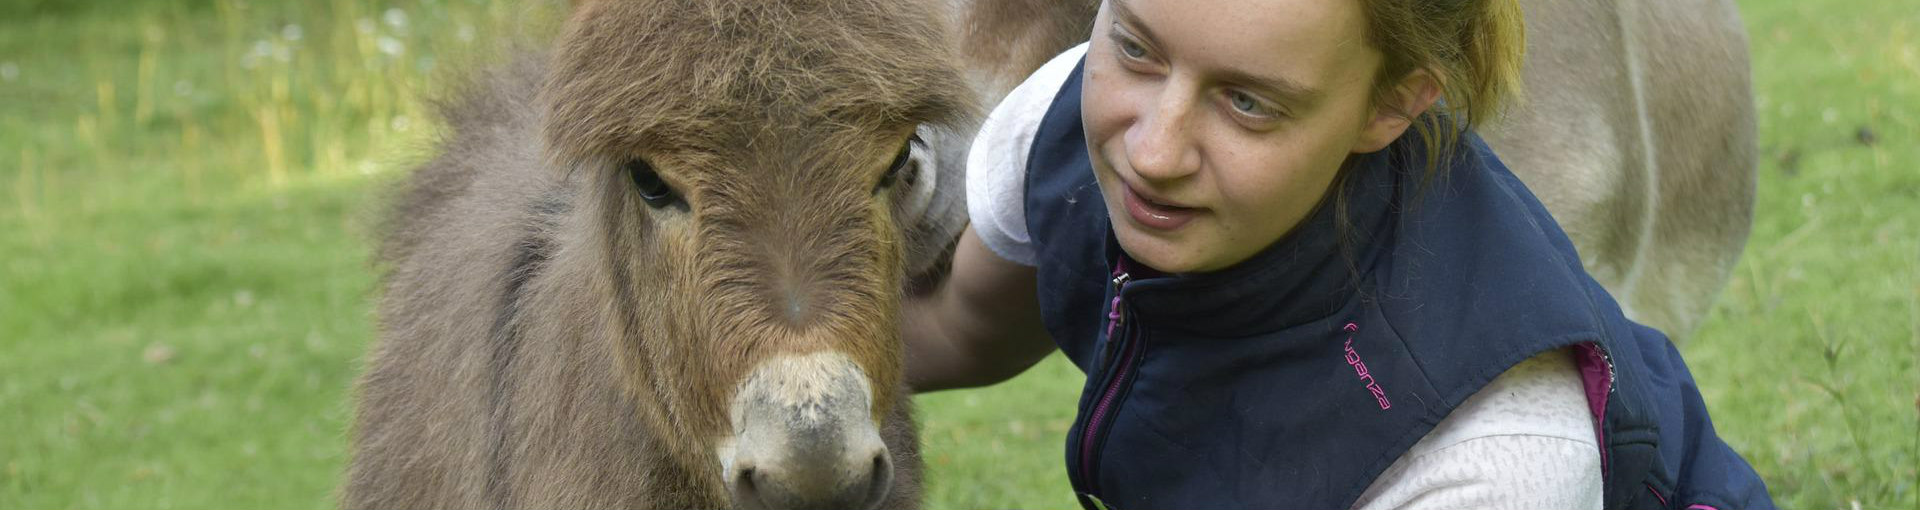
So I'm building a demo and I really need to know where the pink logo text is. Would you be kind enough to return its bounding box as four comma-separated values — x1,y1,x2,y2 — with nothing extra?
1343,323,1391,410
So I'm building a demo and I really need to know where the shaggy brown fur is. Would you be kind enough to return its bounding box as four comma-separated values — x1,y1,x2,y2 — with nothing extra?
344,0,983,507
952,0,1100,100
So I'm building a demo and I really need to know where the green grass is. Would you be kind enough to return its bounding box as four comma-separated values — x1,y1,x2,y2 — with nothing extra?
1682,1,1920,507
0,0,1914,508
0,1,554,507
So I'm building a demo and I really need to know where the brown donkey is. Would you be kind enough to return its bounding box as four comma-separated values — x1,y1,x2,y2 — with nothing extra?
341,0,1033,507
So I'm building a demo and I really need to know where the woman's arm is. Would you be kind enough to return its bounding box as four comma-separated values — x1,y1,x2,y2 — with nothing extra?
904,43,1091,392
902,226,1057,392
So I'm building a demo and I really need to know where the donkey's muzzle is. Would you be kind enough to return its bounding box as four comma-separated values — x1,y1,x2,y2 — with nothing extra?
726,352,891,510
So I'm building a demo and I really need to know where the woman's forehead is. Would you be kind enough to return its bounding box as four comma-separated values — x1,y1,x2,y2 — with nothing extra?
1109,0,1378,95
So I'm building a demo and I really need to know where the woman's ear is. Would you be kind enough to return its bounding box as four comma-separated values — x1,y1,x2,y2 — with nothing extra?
1353,70,1442,153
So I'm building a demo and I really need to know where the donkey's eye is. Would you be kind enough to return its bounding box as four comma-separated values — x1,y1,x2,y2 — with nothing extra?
625,159,682,209
878,133,923,192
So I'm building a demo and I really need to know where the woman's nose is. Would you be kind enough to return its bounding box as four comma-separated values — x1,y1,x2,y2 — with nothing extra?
1124,89,1201,182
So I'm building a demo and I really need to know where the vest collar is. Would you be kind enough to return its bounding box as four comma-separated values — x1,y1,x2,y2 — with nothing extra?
1110,146,1405,338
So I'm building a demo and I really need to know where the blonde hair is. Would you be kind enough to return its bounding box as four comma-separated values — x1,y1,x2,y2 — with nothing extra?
1362,0,1526,175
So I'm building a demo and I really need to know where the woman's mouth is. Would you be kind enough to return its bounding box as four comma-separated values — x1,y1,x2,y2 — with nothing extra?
1121,184,1200,231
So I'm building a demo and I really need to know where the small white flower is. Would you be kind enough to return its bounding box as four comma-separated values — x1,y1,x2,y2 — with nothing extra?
281,24,303,42
391,115,412,132
377,36,405,57
0,62,17,82
456,23,475,43
383,8,409,32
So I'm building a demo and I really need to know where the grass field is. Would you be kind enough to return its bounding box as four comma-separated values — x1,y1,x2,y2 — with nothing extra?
1,0,1915,508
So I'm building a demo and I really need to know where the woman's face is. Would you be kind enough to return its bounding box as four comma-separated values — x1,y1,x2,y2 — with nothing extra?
1084,0,1409,273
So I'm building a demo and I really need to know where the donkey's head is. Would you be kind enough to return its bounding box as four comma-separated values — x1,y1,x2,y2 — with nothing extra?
540,0,970,508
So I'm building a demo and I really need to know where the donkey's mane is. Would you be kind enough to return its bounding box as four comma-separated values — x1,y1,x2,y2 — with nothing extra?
542,0,974,163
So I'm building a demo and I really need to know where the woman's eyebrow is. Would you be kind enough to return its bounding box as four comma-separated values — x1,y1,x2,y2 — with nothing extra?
1109,0,1161,46
1110,0,1320,105
1219,67,1323,105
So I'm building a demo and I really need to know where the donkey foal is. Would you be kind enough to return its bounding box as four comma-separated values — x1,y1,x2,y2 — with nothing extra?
344,1,976,508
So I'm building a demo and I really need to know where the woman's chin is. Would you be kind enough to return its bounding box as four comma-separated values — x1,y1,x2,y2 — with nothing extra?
1113,227,1209,274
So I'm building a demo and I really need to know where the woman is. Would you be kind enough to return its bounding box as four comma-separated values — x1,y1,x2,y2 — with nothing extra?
903,0,1773,508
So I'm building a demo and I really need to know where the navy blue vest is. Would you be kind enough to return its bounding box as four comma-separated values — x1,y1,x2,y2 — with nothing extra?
1023,61,1772,510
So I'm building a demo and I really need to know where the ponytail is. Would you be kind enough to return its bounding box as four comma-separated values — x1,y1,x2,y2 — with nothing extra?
1460,0,1526,129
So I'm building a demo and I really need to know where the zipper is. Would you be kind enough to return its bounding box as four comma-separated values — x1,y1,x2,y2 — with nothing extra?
1100,272,1132,362
1599,345,1616,387
1584,341,1616,387
1078,271,1137,498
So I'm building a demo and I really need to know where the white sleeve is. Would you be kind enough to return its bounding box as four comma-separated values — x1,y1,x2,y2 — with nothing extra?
965,43,1089,267
1351,348,1604,510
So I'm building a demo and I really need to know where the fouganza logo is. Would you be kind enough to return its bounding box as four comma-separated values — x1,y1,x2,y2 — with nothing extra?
1342,323,1392,410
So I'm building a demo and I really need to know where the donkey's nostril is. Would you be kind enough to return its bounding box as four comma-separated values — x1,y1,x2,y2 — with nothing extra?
729,465,769,510
858,451,894,510
736,467,756,490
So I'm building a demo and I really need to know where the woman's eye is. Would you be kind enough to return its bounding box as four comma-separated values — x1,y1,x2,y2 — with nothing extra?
1227,90,1276,118
1118,37,1148,59
625,159,682,209
878,134,922,192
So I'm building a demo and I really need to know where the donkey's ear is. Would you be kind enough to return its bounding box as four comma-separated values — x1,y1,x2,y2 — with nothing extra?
899,124,971,295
